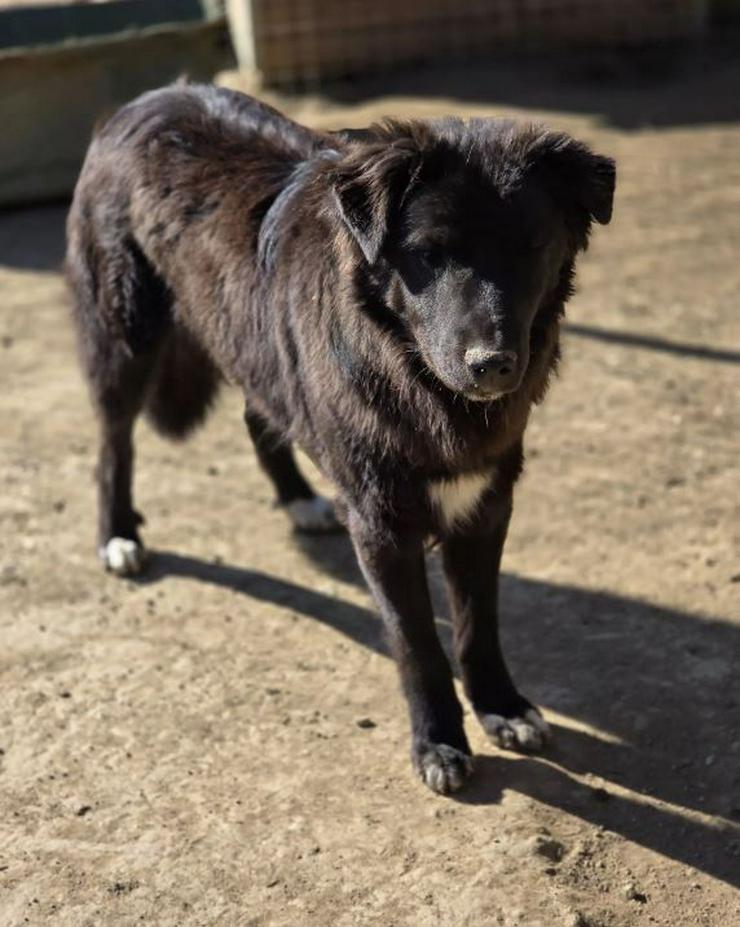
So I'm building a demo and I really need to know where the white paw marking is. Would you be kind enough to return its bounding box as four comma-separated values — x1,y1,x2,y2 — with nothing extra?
479,707,551,752
285,496,339,533
417,744,474,794
428,470,493,529
100,538,145,576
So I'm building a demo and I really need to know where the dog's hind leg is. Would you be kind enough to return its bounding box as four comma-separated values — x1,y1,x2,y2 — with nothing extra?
86,325,217,575
244,408,339,533
68,223,169,576
92,350,158,576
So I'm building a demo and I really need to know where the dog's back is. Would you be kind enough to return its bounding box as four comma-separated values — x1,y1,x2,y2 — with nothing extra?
66,83,330,439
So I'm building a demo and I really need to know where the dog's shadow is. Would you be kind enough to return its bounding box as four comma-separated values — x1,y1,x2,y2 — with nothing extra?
138,532,740,887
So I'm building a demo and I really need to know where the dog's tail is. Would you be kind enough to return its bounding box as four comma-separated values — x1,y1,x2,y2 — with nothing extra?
144,325,221,440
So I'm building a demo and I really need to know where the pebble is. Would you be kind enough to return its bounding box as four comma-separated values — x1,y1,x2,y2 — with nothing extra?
532,835,566,863
623,881,648,903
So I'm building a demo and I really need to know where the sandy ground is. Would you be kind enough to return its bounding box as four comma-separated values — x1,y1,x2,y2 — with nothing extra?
1,51,740,927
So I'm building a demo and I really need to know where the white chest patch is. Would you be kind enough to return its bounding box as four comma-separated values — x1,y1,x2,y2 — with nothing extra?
428,471,494,530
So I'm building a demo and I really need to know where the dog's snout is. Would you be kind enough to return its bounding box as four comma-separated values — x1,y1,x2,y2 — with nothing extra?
464,347,520,394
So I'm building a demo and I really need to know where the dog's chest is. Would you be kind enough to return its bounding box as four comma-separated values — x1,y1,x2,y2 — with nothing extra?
427,470,494,529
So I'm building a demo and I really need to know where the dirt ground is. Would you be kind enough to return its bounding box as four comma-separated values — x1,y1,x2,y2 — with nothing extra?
1,49,739,927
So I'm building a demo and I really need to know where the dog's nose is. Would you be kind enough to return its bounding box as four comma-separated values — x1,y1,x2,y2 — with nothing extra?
465,348,519,394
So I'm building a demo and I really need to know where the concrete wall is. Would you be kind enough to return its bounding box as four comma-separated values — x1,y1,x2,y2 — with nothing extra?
0,4,233,206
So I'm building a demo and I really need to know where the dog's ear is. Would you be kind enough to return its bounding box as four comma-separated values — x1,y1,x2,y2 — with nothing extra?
332,140,421,264
534,134,616,232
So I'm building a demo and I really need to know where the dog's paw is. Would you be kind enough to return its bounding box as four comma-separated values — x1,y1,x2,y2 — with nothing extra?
478,707,551,753
99,537,146,577
285,496,340,533
414,742,474,795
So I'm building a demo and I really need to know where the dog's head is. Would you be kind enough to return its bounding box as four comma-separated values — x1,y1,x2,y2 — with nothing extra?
331,119,615,401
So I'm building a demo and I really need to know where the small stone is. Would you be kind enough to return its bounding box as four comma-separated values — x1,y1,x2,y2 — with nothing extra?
532,835,565,863
108,880,138,895
76,805,92,817
356,718,376,729
623,881,648,903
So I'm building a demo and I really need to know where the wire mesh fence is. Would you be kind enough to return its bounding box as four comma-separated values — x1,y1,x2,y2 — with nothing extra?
231,0,708,85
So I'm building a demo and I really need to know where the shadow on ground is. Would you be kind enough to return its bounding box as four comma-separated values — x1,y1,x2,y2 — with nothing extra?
138,534,740,887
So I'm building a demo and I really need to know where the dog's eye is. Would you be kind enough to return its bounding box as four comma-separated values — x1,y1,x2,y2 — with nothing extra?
416,246,444,269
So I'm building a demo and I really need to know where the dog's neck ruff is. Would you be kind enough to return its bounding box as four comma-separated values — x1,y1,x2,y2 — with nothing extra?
258,148,340,272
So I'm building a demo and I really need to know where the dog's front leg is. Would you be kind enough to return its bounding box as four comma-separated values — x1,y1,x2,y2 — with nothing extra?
442,491,551,753
348,510,473,794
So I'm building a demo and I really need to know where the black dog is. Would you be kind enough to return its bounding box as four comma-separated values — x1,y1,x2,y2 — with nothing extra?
66,83,614,793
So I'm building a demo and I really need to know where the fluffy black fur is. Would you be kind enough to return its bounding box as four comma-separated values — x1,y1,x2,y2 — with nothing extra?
67,83,615,794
